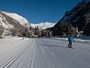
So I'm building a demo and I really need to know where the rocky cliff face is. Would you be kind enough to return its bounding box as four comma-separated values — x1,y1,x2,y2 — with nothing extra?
54,0,90,36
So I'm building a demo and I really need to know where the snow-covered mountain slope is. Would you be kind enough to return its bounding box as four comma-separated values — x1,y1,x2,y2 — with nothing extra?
0,13,14,29
0,11,30,37
31,22,55,30
2,11,29,26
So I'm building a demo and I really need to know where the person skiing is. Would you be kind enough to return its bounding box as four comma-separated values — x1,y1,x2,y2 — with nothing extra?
68,35,74,48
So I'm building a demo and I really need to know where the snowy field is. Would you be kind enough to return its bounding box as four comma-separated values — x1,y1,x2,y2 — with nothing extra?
0,37,90,68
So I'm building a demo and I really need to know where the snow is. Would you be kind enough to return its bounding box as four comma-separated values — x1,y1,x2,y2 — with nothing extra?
1,36,25,41
0,13,14,37
51,37,90,43
0,11,30,37
31,22,55,30
1,11,29,26
0,14,14,29
0,38,90,68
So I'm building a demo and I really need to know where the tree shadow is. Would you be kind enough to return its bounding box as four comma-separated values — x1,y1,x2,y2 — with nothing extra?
42,44,66,48
80,36,90,40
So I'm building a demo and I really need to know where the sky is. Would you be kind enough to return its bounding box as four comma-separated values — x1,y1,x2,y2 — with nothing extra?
0,0,80,24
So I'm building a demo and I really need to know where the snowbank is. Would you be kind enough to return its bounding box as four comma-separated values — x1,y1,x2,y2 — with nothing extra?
51,37,90,43
0,36,29,41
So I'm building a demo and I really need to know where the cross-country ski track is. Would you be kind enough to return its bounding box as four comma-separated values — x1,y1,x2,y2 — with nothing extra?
0,38,90,68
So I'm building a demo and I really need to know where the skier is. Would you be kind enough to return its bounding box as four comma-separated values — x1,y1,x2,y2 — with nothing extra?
68,35,74,48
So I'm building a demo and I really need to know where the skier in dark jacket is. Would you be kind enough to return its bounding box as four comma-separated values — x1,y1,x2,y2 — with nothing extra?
68,35,74,48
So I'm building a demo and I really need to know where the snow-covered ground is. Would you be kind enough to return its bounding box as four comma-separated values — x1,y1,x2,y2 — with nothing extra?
0,38,90,68
0,36,24,41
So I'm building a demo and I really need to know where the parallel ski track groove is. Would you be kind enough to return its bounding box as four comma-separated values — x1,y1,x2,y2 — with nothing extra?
0,40,31,68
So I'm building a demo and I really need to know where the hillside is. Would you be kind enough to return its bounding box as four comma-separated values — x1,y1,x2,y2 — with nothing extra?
0,11,30,38
54,0,90,36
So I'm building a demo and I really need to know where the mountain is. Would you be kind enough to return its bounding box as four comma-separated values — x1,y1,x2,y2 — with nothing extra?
53,0,90,36
0,11,30,37
2,11,29,27
31,22,55,30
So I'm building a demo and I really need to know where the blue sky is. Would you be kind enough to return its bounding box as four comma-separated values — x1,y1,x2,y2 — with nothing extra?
0,0,80,24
